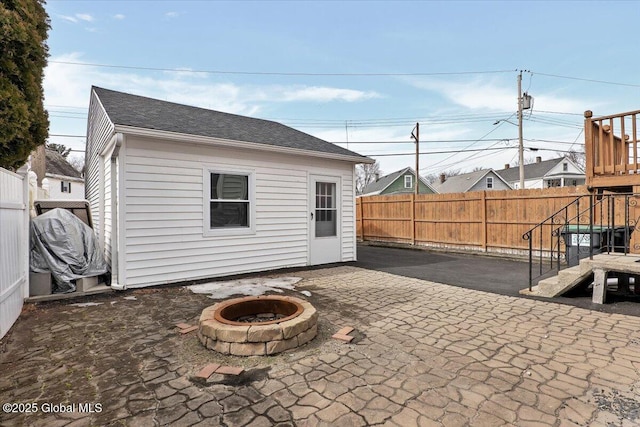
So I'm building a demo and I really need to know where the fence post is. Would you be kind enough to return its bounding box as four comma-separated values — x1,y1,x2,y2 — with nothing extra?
481,191,487,251
357,197,364,242
411,193,416,246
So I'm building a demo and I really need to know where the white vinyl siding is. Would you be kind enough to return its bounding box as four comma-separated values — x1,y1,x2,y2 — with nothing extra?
121,137,356,288
85,91,115,239
42,177,85,199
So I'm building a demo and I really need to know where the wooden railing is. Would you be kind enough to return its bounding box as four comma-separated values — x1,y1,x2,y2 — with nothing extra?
585,109,640,189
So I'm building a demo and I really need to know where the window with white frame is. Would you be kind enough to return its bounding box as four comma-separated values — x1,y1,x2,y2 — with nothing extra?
486,177,493,189
563,162,568,171
61,181,71,193
204,169,254,234
404,175,413,189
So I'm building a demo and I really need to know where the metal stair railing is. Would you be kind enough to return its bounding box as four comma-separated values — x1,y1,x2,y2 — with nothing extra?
523,193,639,291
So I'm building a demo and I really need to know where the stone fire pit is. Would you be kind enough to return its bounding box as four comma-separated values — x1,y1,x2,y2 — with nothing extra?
197,295,318,356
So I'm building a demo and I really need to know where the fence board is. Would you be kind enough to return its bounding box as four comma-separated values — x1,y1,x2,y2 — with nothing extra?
0,167,28,339
357,186,609,256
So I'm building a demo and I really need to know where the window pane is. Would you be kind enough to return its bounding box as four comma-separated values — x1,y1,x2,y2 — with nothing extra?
315,181,337,237
210,202,249,228
211,173,248,200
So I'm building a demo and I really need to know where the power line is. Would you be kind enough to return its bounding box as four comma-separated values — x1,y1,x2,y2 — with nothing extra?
49,60,516,77
365,146,514,157
533,71,640,88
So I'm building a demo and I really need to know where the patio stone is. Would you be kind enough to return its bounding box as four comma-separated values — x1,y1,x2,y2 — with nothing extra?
3,266,640,426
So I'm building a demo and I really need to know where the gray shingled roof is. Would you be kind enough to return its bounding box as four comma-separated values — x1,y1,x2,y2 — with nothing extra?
495,158,565,183
93,86,369,161
431,169,496,193
45,149,82,178
361,167,435,195
361,167,412,195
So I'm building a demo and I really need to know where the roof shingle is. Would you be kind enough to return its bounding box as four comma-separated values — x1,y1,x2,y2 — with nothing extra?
93,86,369,161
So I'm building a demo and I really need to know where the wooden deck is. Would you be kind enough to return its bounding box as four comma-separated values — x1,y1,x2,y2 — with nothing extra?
585,109,640,190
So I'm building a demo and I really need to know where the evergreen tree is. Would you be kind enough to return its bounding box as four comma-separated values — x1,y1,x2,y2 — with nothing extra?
0,0,50,170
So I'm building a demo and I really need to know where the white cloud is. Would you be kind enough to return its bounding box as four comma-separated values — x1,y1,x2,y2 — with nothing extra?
165,11,179,18
280,86,381,103
406,76,589,114
43,53,383,152
76,14,94,22
58,13,94,24
59,15,78,23
407,77,515,111
113,14,125,20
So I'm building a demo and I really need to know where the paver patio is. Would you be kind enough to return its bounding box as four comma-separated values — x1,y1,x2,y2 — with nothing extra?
2,266,640,426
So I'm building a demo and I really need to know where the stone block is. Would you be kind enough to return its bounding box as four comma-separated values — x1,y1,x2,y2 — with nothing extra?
199,320,219,340
199,304,218,322
248,324,283,342
208,340,230,355
29,272,52,296
215,324,249,343
76,276,99,292
230,342,266,356
297,323,318,346
266,336,299,355
281,309,318,339
216,366,244,376
196,363,220,379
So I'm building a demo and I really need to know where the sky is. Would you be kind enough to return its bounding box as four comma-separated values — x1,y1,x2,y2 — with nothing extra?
42,0,640,179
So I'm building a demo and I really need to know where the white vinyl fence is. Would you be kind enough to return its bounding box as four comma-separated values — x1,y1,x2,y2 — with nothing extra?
0,167,29,339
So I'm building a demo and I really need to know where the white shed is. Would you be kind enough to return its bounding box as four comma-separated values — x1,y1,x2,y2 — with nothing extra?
85,87,372,289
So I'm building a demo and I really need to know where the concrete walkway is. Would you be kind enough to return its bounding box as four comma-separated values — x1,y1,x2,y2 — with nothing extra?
2,266,640,426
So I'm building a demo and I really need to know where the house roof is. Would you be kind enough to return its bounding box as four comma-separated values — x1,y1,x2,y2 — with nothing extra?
45,149,82,179
92,86,371,162
432,169,507,193
495,157,578,183
361,167,435,195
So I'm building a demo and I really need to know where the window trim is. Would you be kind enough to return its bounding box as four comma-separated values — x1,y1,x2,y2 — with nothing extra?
61,181,71,193
404,175,413,189
486,176,493,189
202,166,256,237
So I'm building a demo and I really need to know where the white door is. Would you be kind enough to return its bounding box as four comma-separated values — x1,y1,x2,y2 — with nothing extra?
309,175,341,265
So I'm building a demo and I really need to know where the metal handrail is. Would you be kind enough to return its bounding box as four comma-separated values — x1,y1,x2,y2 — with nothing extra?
523,193,637,291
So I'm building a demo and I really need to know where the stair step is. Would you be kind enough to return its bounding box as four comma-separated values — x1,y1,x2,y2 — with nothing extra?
535,267,593,298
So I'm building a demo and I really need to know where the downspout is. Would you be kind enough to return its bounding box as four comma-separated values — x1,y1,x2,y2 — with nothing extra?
110,133,126,290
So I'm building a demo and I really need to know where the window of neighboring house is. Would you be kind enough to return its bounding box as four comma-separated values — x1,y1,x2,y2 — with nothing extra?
404,175,413,189
486,177,493,189
203,169,255,236
61,181,71,193
563,162,568,171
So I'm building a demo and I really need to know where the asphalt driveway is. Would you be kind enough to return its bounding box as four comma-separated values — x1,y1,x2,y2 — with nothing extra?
355,243,640,317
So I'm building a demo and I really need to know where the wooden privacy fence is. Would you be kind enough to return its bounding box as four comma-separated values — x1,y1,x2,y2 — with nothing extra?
356,186,640,256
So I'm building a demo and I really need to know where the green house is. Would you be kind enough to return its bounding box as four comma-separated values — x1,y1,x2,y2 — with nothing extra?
360,167,437,196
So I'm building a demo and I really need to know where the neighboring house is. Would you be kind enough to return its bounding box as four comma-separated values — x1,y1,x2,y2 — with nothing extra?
85,86,373,289
360,167,437,196
495,156,585,189
29,145,85,200
42,149,85,199
432,169,511,194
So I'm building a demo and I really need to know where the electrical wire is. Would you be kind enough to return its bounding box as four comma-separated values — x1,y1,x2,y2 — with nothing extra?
49,60,515,77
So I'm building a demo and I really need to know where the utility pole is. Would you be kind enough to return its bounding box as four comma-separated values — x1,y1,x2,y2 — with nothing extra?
518,70,525,190
411,123,420,195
